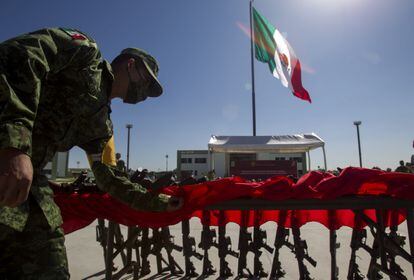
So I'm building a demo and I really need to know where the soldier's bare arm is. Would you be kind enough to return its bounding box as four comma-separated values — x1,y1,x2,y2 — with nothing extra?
0,148,33,207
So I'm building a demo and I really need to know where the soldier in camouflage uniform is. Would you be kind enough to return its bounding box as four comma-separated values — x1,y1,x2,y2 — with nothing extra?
116,152,127,173
0,28,183,279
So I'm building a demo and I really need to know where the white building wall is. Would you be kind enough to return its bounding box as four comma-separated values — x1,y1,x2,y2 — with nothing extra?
56,152,69,177
43,151,69,179
213,153,226,178
180,163,210,178
177,151,210,179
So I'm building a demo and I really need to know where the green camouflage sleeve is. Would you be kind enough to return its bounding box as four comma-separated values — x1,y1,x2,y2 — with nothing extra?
0,28,101,156
91,161,170,212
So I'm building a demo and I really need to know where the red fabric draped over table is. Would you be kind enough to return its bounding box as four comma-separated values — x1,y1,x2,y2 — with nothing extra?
54,167,414,234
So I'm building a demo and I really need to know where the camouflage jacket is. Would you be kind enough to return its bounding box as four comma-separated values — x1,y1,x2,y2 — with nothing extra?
0,28,169,231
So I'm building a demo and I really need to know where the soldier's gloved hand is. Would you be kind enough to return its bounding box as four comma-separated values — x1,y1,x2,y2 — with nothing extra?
0,148,33,207
166,196,184,212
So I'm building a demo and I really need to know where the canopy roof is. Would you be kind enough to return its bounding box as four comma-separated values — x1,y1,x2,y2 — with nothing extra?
208,133,325,153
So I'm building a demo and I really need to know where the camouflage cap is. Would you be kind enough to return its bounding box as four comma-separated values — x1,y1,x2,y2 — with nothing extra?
121,48,163,97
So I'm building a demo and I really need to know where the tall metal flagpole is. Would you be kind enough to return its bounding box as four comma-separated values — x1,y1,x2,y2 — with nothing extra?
249,0,257,136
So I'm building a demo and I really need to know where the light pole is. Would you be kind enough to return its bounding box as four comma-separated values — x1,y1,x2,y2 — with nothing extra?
126,124,133,171
125,124,134,266
353,121,362,167
165,154,169,171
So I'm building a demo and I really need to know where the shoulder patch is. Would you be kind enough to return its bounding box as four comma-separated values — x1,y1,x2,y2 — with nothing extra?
60,28,88,41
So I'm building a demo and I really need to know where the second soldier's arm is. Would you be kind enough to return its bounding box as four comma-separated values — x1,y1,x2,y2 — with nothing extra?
80,137,178,212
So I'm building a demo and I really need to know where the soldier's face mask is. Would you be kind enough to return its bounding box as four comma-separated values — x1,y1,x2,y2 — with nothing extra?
123,65,149,104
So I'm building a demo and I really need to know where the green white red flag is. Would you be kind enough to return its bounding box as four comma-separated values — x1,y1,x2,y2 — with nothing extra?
253,8,311,103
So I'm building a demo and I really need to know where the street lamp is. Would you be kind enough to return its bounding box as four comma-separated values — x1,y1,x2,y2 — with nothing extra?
125,123,134,266
353,121,362,167
126,124,133,171
165,154,169,171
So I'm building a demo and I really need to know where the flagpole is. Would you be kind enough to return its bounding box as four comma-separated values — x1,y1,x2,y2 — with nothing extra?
249,0,257,136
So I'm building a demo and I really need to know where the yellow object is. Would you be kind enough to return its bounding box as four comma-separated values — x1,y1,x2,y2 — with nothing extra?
87,136,117,166
102,136,117,165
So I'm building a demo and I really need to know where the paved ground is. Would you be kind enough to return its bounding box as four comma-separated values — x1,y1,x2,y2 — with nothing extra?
66,218,413,279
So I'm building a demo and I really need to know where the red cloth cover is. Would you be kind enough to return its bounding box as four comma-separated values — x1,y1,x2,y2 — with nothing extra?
54,167,414,234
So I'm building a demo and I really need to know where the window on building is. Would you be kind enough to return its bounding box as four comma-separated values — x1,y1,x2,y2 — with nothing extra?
293,157,303,163
275,157,285,161
181,158,192,164
230,153,256,162
195,158,207,164
194,170,198,176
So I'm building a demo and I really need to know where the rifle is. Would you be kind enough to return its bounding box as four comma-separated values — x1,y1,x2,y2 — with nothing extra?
292,226,316,280
326,209,340,280
256,228,275,254
347,229,365,280
178,176,198,186
148,227,182,275
251,210,273,278
130,168,148,182
140,227,152,276
218,211,239,277
131,169,176,191
198,211,218,276
113,224,128,266
388,225,407,280
161,227,184,275
50,172,101,193
270,220,289,279
182,219,203,277
176,176,205,277
96,219,109,265
152,172,176,190
355,210,411,280
367,239,383,280
237,213,253,278
350,212,383,280
384,227,411,263
251,227,274,278
110,226,142,270
178,174,208,185
347,228,382,280
371,263,407,280
149,228,166,274
330,230,340,280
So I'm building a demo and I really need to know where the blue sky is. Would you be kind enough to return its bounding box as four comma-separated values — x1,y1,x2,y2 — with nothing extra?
1,0,413,171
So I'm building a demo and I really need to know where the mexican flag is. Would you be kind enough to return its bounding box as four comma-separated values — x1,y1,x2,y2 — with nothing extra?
253,8,311,103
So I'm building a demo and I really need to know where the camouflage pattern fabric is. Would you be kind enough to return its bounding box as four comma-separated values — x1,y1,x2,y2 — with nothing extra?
0,196,70,279
116,159,127,172
92,162,170,210
0,27,169,232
